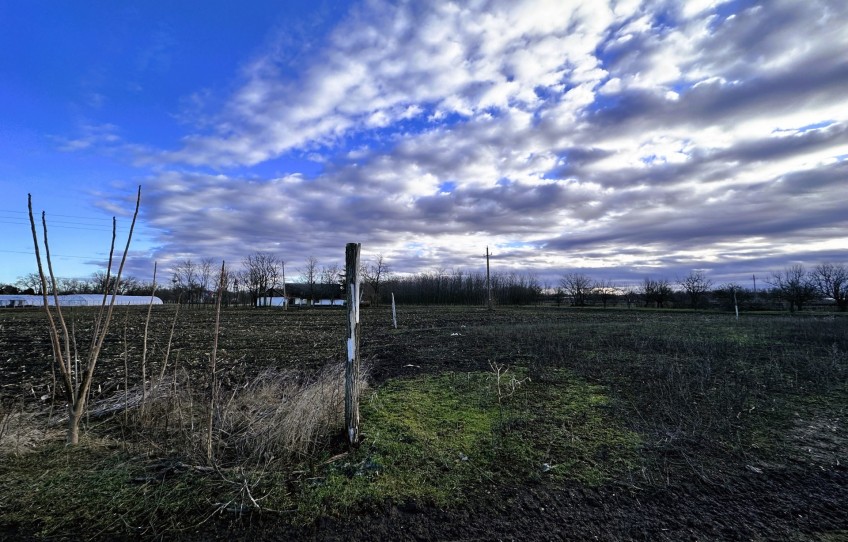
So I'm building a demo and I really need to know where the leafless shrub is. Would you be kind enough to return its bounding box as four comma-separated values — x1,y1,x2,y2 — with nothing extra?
27,187,141,445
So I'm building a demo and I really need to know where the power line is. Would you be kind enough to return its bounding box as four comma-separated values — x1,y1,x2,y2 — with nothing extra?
0,219,129,233
0,249,115,260
0,209,130,232
0,208,116,222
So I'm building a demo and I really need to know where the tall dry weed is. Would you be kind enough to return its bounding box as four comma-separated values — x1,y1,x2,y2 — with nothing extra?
217,363,362,466
93,362,366,468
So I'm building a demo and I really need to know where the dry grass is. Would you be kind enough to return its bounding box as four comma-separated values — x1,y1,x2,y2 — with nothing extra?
0,405,63,455
81,362,367,469
217,363,363,466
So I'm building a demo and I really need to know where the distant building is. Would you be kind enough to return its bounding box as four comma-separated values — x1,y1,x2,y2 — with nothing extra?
0,295,163,308
255,296,346,308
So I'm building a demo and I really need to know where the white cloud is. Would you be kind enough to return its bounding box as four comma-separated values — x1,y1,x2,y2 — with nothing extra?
54,123,122,152
159,0,639,167
122,0,848,285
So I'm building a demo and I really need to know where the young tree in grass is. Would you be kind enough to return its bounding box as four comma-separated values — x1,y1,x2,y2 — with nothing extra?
624,287,639,309
811,262,848,312
28,187,141,445
768,264,818,312
678,270,713,309
552,284,565,306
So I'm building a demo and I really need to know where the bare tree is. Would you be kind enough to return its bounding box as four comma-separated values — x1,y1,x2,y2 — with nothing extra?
812,263,848,312
117,275,140,295
268,258,283,298
642,277,672,308
55,277,80,294
16,272,44,294
320,263,342,302
172,259,199,303
560,272,593,307
301,255,319,304
678,270,713,309
197,258,215,304
243,252,282,306
593,279,619,308
363,254,391,306
624,287,639,309
714,282,751,311
91,271,108,293
91,270,131,294
768,264,818,312
224,267,241,306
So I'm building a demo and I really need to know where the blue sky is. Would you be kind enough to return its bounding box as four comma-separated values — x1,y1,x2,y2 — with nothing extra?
2,0,846,288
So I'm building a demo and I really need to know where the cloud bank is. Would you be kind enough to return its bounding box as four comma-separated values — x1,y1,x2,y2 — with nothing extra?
110,0,848,285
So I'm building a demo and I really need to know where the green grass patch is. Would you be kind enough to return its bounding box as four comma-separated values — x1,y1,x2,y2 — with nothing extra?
0,370,640,534
0,440,219,539
297,369,639,519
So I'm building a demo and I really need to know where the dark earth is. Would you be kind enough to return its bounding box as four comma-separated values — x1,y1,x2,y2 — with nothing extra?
1,305,846,540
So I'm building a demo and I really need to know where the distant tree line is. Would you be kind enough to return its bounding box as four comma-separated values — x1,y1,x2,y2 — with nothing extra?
6,272,156,297
4,252,373,308
552,264,847,312
384,269,543,306
159,253,347,306
4,258,845,312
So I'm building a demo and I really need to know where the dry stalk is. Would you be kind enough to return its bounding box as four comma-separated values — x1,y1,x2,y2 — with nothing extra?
206,261,226,465
141,262,158,415
159,303,181,382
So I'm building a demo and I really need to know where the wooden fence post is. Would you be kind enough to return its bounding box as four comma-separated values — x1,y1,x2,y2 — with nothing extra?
733,287,739,321
345,243,361,446
391,292,397,329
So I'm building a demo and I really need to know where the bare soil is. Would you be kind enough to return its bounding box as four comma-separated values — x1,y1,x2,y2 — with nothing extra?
1,305,846,540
